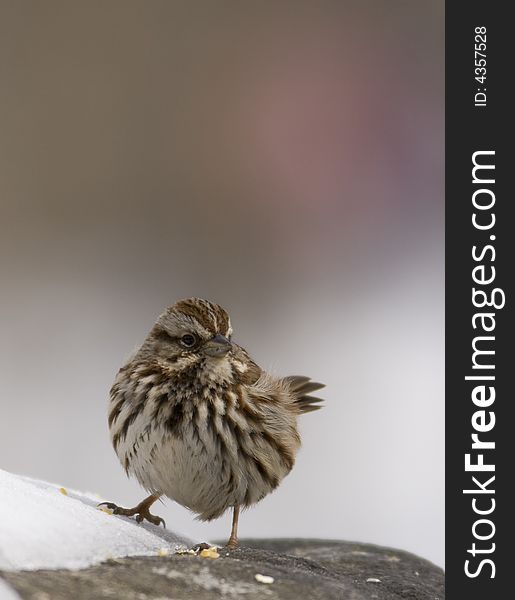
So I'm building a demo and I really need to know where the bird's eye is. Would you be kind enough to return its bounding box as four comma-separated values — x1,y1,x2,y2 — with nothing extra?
180,333,197,348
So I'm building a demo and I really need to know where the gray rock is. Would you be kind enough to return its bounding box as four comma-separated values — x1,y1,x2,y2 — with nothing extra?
1,538,444,600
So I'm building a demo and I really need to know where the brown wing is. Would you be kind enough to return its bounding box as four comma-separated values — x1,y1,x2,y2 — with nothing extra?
283,375,325,413
231,343,263,385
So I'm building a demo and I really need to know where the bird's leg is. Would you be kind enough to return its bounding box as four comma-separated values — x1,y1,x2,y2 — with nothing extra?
226,505,240,548
98,493,166,527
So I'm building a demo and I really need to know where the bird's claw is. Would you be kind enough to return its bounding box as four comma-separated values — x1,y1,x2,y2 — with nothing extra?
97,501,166,528
136,512,166,528
97,502,118,511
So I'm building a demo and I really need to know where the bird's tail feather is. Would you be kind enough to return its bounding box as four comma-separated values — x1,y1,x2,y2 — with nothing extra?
284,375,325,413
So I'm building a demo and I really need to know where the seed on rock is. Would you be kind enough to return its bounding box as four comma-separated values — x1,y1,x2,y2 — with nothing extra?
255,574,274,584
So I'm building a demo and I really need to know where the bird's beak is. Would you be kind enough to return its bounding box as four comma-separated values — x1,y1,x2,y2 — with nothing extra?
203,334,232,357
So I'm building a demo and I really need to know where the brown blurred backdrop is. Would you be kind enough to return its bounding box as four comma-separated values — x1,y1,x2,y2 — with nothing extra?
0,1,444,565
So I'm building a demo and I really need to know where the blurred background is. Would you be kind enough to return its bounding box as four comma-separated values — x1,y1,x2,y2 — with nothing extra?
0,1,444,566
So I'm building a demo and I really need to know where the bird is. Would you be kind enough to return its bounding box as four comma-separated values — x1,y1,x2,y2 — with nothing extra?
101,297,324,548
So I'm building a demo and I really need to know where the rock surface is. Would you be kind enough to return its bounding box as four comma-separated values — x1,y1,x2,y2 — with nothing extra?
1,538,443,600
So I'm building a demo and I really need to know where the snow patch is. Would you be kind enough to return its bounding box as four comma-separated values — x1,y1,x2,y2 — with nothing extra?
0,469,193,571
0,578,21,600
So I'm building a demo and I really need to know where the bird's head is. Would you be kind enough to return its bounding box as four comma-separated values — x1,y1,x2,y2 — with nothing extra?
142,298,234,366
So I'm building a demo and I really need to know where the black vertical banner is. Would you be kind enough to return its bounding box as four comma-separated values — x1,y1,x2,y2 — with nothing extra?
446,2,512,598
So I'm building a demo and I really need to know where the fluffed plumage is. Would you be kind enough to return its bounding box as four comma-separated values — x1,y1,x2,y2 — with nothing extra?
105,297,325,546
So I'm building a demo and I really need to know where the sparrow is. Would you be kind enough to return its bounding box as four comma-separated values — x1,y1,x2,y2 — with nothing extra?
101,298,324,547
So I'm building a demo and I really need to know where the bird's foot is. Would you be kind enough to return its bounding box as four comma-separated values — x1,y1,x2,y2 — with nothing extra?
98,500,166,528
225,536,238,549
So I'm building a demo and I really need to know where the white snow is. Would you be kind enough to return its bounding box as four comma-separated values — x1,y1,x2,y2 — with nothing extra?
0,578,21,600
0,469,193,571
